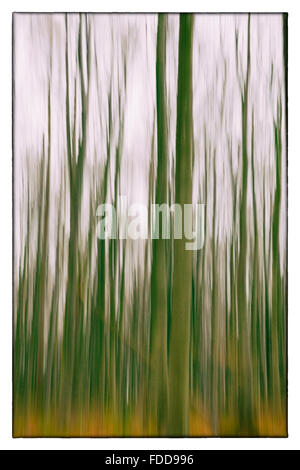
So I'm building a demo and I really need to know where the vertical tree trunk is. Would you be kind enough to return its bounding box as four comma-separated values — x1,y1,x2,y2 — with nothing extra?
168,13,194,435
271,98,283,413
62,14,91,421
37,83,51,404
236,14,256,434
149,13,169,433
210,154,219,433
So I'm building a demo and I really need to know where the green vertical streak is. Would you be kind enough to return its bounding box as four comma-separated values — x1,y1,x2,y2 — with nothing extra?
62,14,91,419
191,125,208,408
281,12,287,420
108,108,124,415
236,14,256,434
250,109,261,410
14,241,27,414
37,81,51,408
168,13,194,435
14,177,31,417
210,152,219,434
149,13,169,433
116,240,127,420
202,133,209,411
30,146,45,407
271,98,283,413
229,163,238,420
90,82,113,413
262,176,271,403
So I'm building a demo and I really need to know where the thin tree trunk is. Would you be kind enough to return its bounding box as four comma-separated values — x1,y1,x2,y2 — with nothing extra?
236,14,256,434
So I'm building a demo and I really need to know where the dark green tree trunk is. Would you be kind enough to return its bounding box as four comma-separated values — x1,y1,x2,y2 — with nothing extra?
168,13,194,436
149,13,169,433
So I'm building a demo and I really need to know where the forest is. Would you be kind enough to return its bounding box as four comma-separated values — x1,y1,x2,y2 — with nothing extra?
13,13,287,436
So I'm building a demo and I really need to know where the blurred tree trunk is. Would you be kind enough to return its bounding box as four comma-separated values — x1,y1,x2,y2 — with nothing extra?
236,14,256,434
62,14,91,420
210,153,219,433
149,13,169,433
271,98,283,413
168,13,194,435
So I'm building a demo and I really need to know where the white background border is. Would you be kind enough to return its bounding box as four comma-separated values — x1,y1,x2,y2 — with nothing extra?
1,0,298,450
